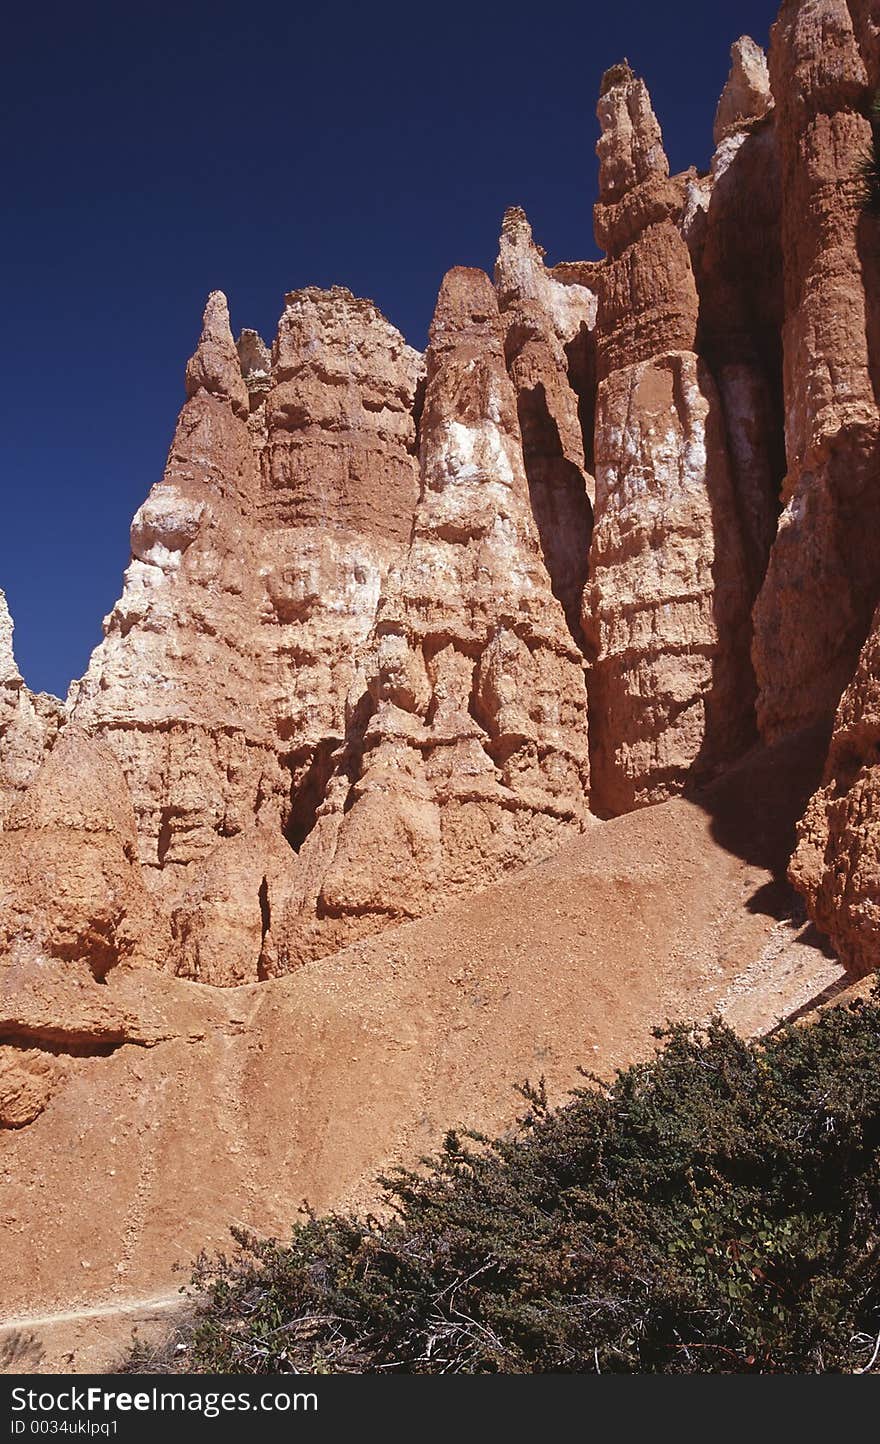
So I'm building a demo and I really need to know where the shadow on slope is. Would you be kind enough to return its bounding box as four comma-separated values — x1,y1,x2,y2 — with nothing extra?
689,723,835,952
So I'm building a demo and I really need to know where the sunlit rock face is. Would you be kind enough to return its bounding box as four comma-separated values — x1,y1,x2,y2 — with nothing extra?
10,20,880,1365
68,321,280,967
791,602,880,975
744,1,880,973
713,35,773,145
63,286,424,984
0,589,62,829
0,727,171,980
271,265,591,967
5,1,880,996
584,63,754,816
751,0,880,745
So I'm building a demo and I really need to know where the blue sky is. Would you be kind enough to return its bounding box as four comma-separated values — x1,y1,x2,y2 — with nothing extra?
1,0,779,697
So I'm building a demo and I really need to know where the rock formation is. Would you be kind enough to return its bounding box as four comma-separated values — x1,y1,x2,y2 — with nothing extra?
688,37,784,600
0,728,169,979
66,307,281,988
740,0,880,977
790,601,880,973
751,0,880,743
584,63,754,815
6,14,879,983
236,327,273,422
232,284,426,972
494,207,597,648
1,3,879,1131
713,34,774,144
184,289,250,421
0,590,62,828
8,1,880,1364
64,287,425,982
273,267,591,965
259,284,423,854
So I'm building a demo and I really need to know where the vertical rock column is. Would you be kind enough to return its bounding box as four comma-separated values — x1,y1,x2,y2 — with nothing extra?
585,65,753,816
785,0,880,978
0,590,62,828
791,600,880,973
494,207,597,650
274,267,591,967
240,285,425,977
66,287,425,984
67,292,283,976
688,37,784,597
752,0,880,741
258,285,423,851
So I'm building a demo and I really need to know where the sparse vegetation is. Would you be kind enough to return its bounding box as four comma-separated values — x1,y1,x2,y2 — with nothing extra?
132,989,880,1374
860,91,880,215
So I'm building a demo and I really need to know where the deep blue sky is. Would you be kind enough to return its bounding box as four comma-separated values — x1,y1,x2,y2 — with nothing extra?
2,0,778,698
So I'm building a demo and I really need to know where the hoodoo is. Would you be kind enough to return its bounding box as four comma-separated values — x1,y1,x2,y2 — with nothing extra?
751,0,880,743
585,62,754,814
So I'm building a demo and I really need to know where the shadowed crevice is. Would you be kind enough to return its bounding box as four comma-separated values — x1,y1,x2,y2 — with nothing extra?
284,740,338,853
564,319,597,472
516,384,593,654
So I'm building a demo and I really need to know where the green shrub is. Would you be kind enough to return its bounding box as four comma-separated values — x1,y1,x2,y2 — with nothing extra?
147,988,880,1374
860,92,880,215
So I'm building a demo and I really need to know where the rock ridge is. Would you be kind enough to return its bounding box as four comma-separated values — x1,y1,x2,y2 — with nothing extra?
3,2,880,1002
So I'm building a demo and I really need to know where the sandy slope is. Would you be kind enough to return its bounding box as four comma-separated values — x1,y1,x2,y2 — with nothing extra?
0,736,848,1372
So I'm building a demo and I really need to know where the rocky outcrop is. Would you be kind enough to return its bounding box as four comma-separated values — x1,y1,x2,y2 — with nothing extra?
713,35,774,144
585,64,754,815
0,1049,56,1129
57,271,587,979
236,327,273,419
0,728,169,979
494,207,597,649
6,2,880,999
65,306,278,987
687,38,784,598
273,267,591,965
184,289,250,420
0,945,234,1131
259,284,423,862
0,590,62,828
751,0,880,743
790,602,880,974
11,13,880,1357
171,823,299,985
67,296,281,939
62,286,425,985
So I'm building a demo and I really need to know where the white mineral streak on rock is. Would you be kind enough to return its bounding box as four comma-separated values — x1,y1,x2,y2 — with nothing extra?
586,63,753,815
0,590,62,828
271,265,592,967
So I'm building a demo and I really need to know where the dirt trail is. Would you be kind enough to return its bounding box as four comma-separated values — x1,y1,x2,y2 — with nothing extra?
0,1294,187,1375
0,1293,182,1335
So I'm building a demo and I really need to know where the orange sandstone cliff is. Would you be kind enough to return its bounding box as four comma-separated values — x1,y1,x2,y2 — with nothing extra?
2,0,880,1368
